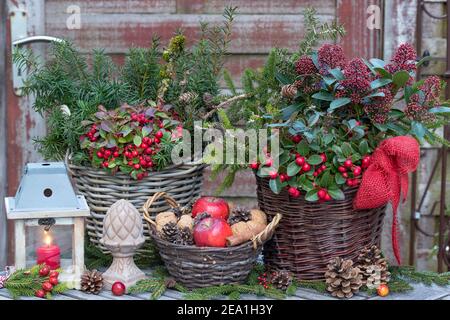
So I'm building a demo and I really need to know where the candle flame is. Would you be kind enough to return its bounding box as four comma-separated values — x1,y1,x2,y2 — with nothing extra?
43,231,52,246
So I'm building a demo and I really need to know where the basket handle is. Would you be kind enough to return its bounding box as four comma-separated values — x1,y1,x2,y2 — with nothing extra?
142,191,180,228
251,213,282,249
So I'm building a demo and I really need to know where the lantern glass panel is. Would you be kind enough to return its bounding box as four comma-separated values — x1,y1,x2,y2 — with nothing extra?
25,223,74,271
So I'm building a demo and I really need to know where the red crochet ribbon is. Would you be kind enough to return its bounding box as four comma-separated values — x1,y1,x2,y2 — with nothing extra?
354,136,420,264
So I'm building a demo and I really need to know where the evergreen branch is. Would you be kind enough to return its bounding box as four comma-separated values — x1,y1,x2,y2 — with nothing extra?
202,93,251,120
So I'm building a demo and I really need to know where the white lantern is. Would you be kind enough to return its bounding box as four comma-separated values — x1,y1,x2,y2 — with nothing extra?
4,162,90,289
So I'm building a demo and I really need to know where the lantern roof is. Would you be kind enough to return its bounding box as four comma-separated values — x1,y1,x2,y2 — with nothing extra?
4,162,90,219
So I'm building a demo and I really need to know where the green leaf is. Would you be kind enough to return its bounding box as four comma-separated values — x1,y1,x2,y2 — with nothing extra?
141,125,153,137
411,121,426,141
393,71,410,88
320,170,332,188
341,142,353,158
416,55,433,68
359,140,369,155
269,178,283,194
133,135,142,147
369,58,386,68
328,98,351,112
370,78,392,90
275,72,292,85
287,161,301,177
307,155,323,165
329,68,344,80
328,188,345,201
308,112,320,126
374,67,392,79
305,189,319,202
312,91,334,102
364,91,386,99
335,173,346,185
296,140,310,156
429,106,450,114
299,175,314,191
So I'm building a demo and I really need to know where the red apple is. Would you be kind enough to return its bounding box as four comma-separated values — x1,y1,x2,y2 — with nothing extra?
193,217,232,247
191,197,229,220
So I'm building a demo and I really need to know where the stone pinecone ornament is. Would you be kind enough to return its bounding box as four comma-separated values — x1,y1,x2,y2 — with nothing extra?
80,270,103,294
228,207,251,225
161,222,179,243
179,92,198,105
269,271,293,291
357,245,391,286
174,227,194,246
281,84,298,99
325,257,363,298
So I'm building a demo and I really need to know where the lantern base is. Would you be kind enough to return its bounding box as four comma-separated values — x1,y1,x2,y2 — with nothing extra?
102,255,146,291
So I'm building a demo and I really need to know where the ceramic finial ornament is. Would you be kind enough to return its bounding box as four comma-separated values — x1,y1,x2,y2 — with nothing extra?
100,199,146,290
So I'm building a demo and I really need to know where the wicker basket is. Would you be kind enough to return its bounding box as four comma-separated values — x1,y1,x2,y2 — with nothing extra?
255,176,386,281
142,192,282,289
66,155,205,252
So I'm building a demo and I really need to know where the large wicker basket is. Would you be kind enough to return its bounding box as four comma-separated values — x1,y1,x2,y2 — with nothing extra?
143,192,281,289
66,157,205,252
255,176,386,281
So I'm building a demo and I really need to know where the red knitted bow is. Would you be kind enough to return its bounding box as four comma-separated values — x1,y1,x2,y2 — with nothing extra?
354,136,420,264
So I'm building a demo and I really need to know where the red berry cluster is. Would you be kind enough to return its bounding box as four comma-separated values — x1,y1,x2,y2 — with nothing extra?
338,155,371,187
35,265,60,298
257,272,270,289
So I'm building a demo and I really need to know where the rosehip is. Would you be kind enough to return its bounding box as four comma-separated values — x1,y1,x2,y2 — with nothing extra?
269,171,278,180
338,166,347,173
295,157,305,166
344,159,353,168
318,189,327,199
42,282,53,292
49,277,58,286
155,131,164,139
302,163,311,172
249,162,259,170
35,290,46,298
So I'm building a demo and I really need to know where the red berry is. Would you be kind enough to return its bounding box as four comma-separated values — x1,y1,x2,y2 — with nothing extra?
155,131,164,139
96,151,103,158
147,138,154,145
338,166,347,173
38,266,50,277
42,282,53,292
265,158,274,167
137,173,144,180
91,137,98,142
35,289,46,298
321,165,327,171
112,282,126,296
113,151,120,158
132,150,139,158
362,156,371,168
128,161,133,166
147,160,153,167
291,135,302,143
346,179,354,187
302,163,311,172
295,157,305,166
140,143,148,149
353,166,362,176
249,162,259,170
134,164,141,170
320,153,327,163
288,187,300,198
124,151,131,158
344,159,353,168
104,150,111,158
324,193,332,201
313,171,319,177
140,159,147,166
342,172,349,178
49,270,59,278
131,113,138,121
269,171,278,180
280,173,289,182
49,277,58,286
318,189,327,199
154,137,161,144
143,148,151,155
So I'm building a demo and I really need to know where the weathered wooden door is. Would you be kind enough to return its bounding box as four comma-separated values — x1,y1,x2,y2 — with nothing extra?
0,0,383,267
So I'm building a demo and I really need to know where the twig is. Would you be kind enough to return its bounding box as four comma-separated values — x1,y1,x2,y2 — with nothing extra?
202,93,251,120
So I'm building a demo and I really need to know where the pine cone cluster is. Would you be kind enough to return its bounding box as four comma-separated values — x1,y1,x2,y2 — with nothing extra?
281,84,298,100
161,222,194,246
357,245,391,288
228,207,251,225
325,257,363,298
269,271,293,290
80,269,103,294
174,227,194,246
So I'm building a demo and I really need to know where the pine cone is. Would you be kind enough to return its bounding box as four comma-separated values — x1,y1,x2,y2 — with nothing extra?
179,92,198,105
228,207,251,225
194,212,211,226
357,245,391,285
164,277,177,289
161,222,179,243
171,206,183,219
269,271,293,291
281,84,298,100
364,265,383,289
325,257,363,298
80,269,103,294
174,227,194,246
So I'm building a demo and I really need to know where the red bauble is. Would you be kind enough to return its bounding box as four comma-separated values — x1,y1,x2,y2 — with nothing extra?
112,282,126,296
38,266,50,277
35,289,46,298
42,281,53,292
49,277,59,286
191,197,230,220
193,217,232,247
377,284,389,297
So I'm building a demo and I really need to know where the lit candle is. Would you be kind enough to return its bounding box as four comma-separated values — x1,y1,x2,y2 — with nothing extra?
36,231,61,270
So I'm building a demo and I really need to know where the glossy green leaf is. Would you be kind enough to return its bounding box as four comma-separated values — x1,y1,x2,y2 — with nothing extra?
328,98,351,112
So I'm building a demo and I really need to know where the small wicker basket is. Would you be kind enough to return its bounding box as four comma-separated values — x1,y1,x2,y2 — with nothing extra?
143,192,281,289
